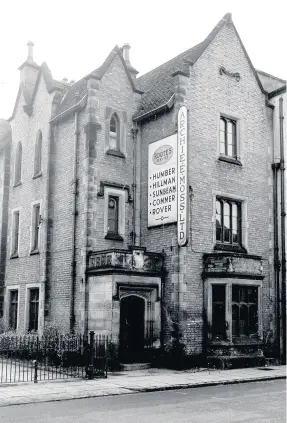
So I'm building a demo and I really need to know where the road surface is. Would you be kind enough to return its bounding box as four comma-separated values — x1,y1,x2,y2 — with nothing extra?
0,379,285,422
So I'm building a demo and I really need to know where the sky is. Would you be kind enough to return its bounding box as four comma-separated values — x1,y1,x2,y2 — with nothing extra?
0,0,286,119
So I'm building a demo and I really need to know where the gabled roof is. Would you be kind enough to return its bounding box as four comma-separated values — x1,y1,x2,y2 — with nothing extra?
9,62,65,121
134,13,267,120
55,45,143,117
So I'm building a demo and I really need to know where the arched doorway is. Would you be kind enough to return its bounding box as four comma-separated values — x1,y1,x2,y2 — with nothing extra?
120,295,145,363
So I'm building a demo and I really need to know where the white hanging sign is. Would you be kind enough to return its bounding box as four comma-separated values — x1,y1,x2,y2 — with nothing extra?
177,106,188,246
148,134,178,227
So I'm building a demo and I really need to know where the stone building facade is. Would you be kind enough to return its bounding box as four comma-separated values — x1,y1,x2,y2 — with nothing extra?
0,13,284,365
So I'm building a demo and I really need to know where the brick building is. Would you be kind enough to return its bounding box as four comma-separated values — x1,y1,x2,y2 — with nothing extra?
265,73,286,362
0,13,284,365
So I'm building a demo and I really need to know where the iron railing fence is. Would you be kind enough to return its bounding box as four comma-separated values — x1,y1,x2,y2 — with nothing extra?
0,331,109,383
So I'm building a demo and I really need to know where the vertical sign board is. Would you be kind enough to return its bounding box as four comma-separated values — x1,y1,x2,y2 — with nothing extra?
177,106,188,246
148,134,177,227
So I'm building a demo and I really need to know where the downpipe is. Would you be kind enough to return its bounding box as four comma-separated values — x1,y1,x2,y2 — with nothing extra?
70,111,79,333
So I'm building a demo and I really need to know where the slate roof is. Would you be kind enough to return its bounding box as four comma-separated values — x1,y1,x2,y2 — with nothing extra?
49,12,283,121
55,78,87,115
134,43,202,118
256,70,286,94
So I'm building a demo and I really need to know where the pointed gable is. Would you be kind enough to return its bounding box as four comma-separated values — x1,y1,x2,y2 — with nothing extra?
135,13,266,120
9,62,65,121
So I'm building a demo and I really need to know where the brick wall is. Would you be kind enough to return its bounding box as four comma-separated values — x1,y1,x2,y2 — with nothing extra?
140,22,275,354
4,74,54,332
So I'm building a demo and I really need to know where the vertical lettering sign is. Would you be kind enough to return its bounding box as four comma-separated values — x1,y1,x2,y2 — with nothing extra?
177,106,188,246
148,134,177,227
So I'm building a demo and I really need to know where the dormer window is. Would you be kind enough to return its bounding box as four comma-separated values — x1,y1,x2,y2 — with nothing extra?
109,114,120,150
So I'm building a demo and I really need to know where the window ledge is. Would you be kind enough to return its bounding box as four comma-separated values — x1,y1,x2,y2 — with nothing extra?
10,253,19,259
105,233,124,241
30,248,39,256
106,149,125,158
218,156,242,166
32,172,42,180
13,181,22,188
214,243,247,254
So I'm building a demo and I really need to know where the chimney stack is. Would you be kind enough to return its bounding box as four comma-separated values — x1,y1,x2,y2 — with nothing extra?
27,41,34,62
122,44,131,66
18,41,39,97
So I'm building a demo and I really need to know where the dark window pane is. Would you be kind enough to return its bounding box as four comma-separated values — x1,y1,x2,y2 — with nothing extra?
110,117,117,133
9,290,18,330
34,132,42,175
15,142,22,184
33,205,40,250
249,304,258,335
29,288,39,332
216,200,222,241
13,211,20,255
232,286,258,339
232,285,240,302
212,285,226,339
239,304,248,335
248,287,258,304
107,196,119,234
223,202,231,242
232,304,239,337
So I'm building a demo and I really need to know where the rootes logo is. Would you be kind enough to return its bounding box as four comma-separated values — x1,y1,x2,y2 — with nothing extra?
152,145,173,165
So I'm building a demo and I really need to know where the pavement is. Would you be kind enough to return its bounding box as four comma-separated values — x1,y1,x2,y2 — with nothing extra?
0,365,285,407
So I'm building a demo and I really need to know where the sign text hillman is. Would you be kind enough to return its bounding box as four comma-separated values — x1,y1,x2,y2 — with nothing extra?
177,106,188,246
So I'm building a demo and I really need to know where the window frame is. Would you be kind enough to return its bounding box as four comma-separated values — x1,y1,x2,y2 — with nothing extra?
28,288,39,332
105,108,126,158
218,113,241,165
206,279,262,344
107,195,119,236
103,186,125,241
109,113,120,151
220,116,237,157
232,284,259,339
216,197,242,247
30,201,42,254
24,283,43,333
212,191,248,253
6,286,20,331
10,208,21,258
33,130,42,178
14,141,22,186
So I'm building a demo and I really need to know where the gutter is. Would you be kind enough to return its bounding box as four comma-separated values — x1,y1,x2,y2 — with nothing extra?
133,94,175,122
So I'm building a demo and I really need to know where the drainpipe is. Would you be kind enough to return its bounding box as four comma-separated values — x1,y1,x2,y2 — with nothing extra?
42,121,54,329
131,126,138,245
279,97,286,362
272,161,280,358
70,111,79,333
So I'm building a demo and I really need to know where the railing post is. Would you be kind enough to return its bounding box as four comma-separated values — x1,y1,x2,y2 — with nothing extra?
86,331,95,379
33,360,38,383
